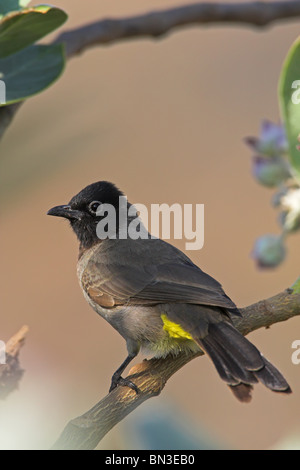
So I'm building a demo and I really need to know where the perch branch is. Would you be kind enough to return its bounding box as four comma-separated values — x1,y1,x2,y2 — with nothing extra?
2,1,300,139
0,325,29,399
52,284,300,450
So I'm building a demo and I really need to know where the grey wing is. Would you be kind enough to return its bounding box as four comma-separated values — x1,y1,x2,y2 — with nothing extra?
133,262,237,309
81,238,237,310
81,260,156,307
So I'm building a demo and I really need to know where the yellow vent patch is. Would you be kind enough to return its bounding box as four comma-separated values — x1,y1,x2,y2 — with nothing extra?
161,314,193,340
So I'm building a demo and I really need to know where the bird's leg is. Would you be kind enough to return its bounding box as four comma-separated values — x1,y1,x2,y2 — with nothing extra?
109,353,139,393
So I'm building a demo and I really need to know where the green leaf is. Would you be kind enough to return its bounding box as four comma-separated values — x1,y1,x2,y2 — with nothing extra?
0,1,31,19
278,37,300,178
0,44,65,105
0,5,68,58
292,277,300,294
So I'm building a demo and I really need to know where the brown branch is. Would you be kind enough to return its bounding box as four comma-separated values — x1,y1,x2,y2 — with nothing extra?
2,1,300,140
56,1,300,59
52,285,300,450
0,325,29,399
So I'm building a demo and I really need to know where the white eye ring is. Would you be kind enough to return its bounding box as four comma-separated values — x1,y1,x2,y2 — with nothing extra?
88,201,102,214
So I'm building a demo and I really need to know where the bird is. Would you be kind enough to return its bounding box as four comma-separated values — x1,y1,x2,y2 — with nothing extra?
47,181,291,402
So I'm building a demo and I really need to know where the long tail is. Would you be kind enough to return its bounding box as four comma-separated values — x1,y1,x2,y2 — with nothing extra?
196,322,291,402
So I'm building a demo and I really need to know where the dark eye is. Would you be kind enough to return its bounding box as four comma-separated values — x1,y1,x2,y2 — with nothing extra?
88,201,102,214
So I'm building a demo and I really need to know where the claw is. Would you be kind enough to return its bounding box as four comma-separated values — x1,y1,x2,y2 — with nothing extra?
109,375,139,394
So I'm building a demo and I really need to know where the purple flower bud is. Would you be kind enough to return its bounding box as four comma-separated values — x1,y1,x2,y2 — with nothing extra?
252,235,286,269
252,155,290,187
245,121,288,157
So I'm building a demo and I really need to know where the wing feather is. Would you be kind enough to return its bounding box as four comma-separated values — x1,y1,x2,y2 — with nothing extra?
81,238,237,310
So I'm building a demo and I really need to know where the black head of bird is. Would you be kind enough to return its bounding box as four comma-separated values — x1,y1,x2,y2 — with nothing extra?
47,181,129,250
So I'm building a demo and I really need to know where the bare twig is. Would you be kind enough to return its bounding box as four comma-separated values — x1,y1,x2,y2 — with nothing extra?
0,325,29,399
56,1,300,59
2,1,300,140
0,102,22,141
52,285,300,450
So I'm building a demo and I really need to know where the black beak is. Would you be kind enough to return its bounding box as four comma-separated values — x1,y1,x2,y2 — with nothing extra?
47,205,83,220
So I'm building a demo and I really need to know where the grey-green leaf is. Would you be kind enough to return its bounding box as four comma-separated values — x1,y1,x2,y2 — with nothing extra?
0,1,31,20
278,37,300,178
0,6,68,58
0,44,65,106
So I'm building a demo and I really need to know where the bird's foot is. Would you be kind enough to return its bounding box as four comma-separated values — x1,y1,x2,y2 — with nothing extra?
109,375,139,394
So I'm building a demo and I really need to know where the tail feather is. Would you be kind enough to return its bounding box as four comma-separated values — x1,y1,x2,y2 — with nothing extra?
202,332,258,385
207,322,264,371
199,336,240,385
254,357,292,393
196,321,291,402
230,384,253,403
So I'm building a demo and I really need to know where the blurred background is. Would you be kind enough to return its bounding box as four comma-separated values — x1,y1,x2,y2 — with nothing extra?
1,0,300,450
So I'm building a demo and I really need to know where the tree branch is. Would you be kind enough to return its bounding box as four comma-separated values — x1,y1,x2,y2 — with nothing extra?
2,1,300,140
0,102,22,141
52,284,300,450
56,1,300,59
0,325,29,399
